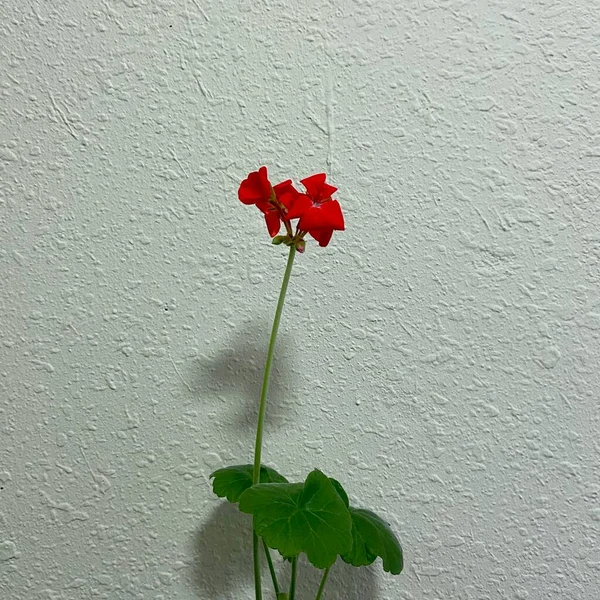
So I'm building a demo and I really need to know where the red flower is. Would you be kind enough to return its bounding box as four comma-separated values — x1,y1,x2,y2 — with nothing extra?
238,166,273,212
263,179,297,237
285,173,345,247
238,167,297,237
272,179,300,209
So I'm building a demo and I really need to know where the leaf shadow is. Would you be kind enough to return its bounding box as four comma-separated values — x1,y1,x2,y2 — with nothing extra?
191,502,254,598
188,322,298,432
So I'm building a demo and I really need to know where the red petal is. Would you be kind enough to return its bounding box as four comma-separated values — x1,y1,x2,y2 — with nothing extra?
264,211,281,237
255,200,272,214
298,200,344,232
238,166,272,205
300,173,337,202
297,206,323,231
319,200,345,230
273,180,300,209
300,173,326,196
285,194,313,220
318,229,334,247
309,228,334,247
273,179,293,195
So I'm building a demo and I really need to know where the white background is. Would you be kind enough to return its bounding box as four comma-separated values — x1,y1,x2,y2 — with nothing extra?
1,1,599,598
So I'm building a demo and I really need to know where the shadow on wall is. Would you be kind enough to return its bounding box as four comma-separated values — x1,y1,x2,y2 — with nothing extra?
192,503,378,599
295,555,379,600
188,323,298,432
192,502,254,598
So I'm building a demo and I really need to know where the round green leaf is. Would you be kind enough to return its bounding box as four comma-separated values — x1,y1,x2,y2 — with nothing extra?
329,477,349,508
238,469,353,569
210,464,287,503
341,508,403,575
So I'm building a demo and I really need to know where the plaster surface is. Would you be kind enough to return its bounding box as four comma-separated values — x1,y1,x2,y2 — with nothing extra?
1,1,599,599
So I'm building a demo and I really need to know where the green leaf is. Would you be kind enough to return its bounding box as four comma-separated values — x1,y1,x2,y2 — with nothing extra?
238,469,353,569
210,464,287,503
329,477,349,508
341,508,403,575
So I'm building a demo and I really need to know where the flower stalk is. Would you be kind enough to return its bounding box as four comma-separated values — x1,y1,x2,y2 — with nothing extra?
252,244,296,598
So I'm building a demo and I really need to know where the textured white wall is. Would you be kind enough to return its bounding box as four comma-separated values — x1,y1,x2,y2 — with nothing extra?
1,1,599,598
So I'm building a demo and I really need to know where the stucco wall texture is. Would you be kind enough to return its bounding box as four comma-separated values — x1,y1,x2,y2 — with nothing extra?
1,1,599,599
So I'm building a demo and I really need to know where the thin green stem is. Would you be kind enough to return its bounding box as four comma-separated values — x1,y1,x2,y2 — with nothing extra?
263,540,280,596
289,556,298,600
314,566,331,600
252,244,296,482
252,245,297,600
253,534,262,600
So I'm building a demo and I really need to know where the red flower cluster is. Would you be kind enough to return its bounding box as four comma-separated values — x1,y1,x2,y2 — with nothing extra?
238,167,344,249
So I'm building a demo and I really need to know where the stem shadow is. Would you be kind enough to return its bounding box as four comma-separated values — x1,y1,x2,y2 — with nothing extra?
188,323,298,431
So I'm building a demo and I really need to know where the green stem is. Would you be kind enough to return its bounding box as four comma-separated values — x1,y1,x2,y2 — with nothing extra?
253,533,262,600
289,556,298,600
263,540,280,596
314,566,331,600
252,245,297,600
